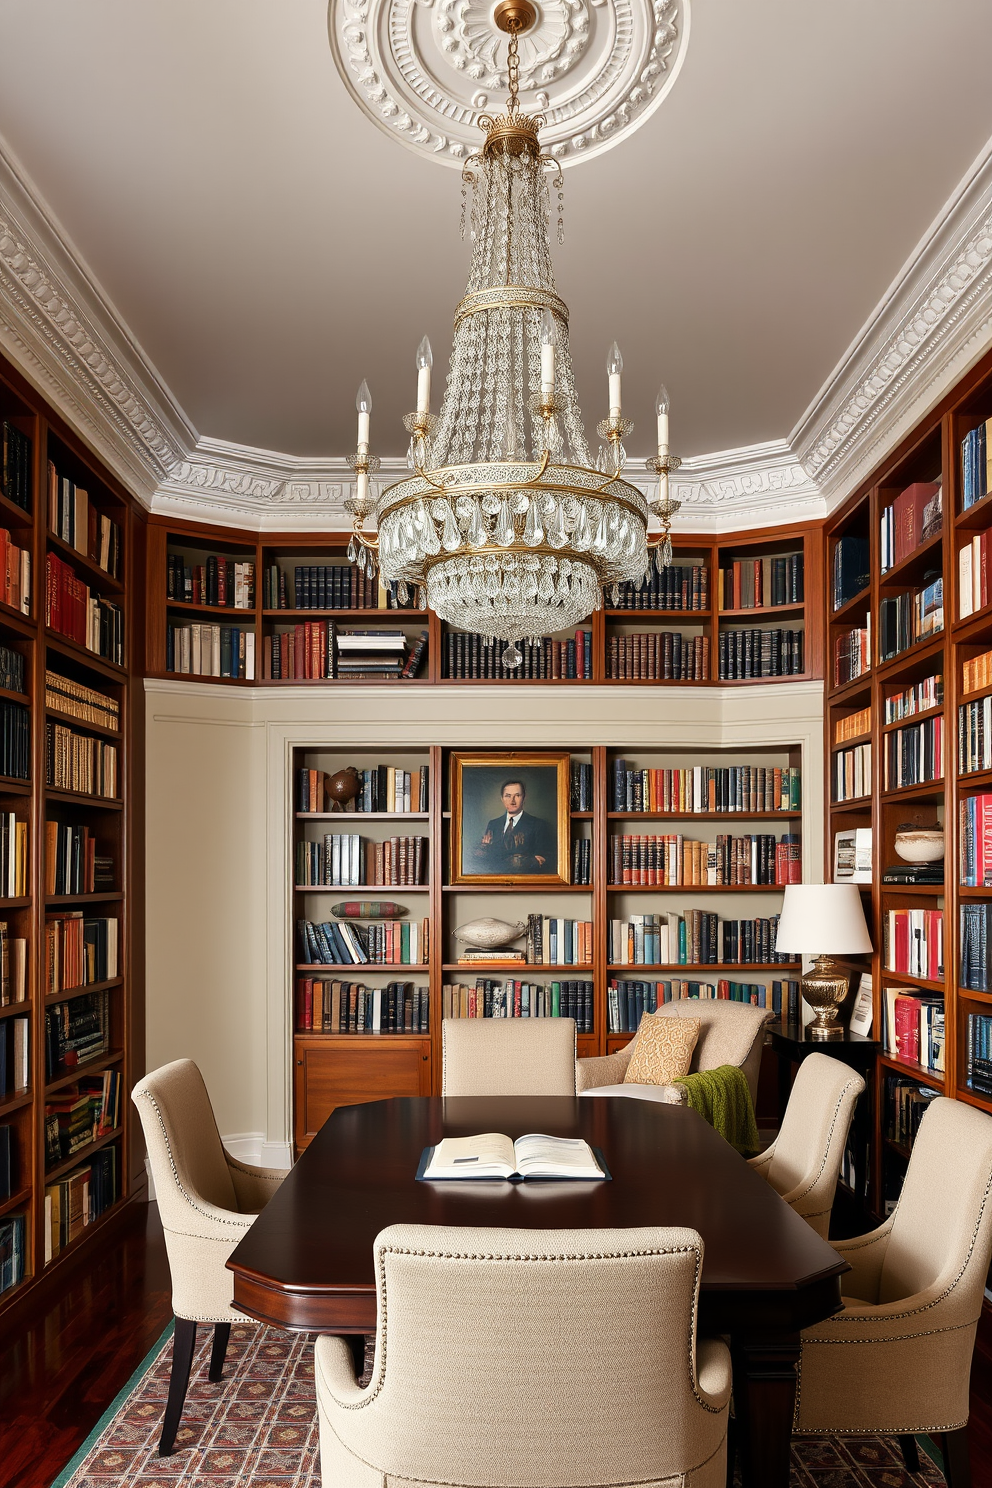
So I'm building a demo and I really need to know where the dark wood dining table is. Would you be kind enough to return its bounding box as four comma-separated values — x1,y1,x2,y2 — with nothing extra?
228,1095,846,1488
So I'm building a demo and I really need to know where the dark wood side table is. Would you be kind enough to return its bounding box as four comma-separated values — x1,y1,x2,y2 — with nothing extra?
228,1094,845,1488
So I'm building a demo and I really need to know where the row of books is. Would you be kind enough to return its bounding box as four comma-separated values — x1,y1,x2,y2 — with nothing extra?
44,915,118,993
835,706,871,743
297,917,428,967
44,1071,121,1165
832,533,870,610
570,761,592,811
441,979,593,1031
571,838,592,885
718,553,803,610
961,420,992,510
0,701,29,780
45,1146,118,1261
963,648,992,696
883,716,943,790
46,722,117,799
45,821,114,896
879,481,941,572
613,565,708,611
961,794,992,886
717,628,804,680
166,554,254,608
296,765,429,815
833,621,871,687
45,670,119,732
958,532,992,619
48,465,122,578
879,580,943,661
295,834,427,887
262,626,427,681
262,564,404,611
610,761,801,814
607,633,709,682
605,910,789,967
966,1012,992,1097
960,903,992,989
296,978,428,1033
607,977,800,1032
1,422,31,512
884,909,943,981
444,631,592,681
886,1076,940,1147
0,1015,28,1100
0,527,30,614
882,988,944,1072
959,698,992,775
0,644,24,695
44,989,110,1078
166,622,255,679
0,812,27,898
884,673,942,723
608,832,801,887
46,553,122,664
0,923,27,1005
833,743,871,802
0,1215,25,1296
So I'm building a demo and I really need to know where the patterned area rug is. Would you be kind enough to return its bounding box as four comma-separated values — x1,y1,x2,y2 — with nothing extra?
53,1321,948,1488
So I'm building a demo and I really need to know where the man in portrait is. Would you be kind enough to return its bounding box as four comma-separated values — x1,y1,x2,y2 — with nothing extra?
474,778,556,875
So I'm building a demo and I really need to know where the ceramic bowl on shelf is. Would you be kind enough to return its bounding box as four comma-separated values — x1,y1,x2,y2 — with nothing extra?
453,917,527,948
893,826,944,863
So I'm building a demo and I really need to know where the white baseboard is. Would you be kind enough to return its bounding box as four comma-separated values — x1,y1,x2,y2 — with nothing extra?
143,1132,293,1200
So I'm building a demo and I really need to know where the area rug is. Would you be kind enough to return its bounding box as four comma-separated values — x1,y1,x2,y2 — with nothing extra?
51,1321,949,1488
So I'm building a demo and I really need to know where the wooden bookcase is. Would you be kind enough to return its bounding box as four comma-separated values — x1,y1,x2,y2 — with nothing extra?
291,743,807,1150
0,351,144,1321
146,519,823,687
824,342,992,1218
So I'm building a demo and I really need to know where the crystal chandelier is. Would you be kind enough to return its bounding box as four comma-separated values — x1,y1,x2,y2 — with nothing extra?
344,0,681,666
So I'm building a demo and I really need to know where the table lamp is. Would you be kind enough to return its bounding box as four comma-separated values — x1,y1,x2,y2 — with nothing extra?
775,884,873,1040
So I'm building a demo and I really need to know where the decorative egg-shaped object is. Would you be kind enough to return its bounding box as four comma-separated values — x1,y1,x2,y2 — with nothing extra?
332,901,408,919
453,917,527,948
327,767,362,808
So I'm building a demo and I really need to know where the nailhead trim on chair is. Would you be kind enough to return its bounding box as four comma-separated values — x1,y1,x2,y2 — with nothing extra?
786,1076,864,1209
133,1087,254,1233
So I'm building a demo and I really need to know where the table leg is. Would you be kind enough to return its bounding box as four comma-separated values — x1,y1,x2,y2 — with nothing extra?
730,1334,800,1488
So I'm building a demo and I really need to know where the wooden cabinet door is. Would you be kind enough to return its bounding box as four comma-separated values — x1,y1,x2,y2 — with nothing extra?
294,1038,432,1149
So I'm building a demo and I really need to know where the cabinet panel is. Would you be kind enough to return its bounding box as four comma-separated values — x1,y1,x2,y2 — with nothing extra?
294,1038,431,1148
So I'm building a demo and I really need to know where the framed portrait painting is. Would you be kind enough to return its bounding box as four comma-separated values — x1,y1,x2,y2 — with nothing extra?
450,752,571,886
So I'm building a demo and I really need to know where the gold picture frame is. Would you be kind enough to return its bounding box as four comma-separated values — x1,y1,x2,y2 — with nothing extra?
450,751,571,886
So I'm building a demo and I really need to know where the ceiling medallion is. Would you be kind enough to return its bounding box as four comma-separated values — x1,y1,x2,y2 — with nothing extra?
342,2,681,663
328,0,689,168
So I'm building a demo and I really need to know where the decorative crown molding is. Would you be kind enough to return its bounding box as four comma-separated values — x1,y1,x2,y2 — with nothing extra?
792,136,992,504
669,440,824,531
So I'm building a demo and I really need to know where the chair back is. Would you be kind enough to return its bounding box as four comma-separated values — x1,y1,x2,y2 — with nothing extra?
334,1223,720,1486
880,1096,992,1316
763,1053,864,1235
441,1017,576,1096
132,1058,238,1229
657,1000,773,1103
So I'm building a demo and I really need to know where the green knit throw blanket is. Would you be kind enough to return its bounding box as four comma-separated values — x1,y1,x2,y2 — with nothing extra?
675,1065,760,1156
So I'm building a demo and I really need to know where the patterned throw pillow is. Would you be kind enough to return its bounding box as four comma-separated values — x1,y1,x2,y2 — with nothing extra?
624,1015,700,1087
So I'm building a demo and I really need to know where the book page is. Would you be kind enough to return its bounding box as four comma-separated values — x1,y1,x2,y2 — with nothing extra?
512,1134,604,1178
423,1132,516,1178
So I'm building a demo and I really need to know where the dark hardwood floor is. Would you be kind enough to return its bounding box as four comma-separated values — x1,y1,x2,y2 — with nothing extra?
1,1198,991,1488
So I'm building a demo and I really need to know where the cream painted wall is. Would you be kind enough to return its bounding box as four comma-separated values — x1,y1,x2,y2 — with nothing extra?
145,677,825,1166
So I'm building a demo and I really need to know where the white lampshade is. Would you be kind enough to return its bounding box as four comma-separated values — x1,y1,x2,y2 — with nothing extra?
775,883,872,955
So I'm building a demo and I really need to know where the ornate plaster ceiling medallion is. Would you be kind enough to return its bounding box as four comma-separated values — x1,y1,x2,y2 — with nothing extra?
328,0,689,167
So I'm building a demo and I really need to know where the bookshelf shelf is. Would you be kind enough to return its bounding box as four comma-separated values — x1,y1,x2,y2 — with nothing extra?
39,1192,126,1271
827,672,872,704
44,1127,122,1184
606,883,785,893
0,1186,32,1221
45,633,126,681
0,778,30,796
0,602,33,633
0,687,29,706
831,585,872,622
0,491,32,531
0,1091,32,1119
442,962,582,973
43,789,122,811
295,883,430,893
167,599,256,618
877,531,943,589
46,531,124,594
44,892,123,906
44,1050,124,1097
0,1000,31,1020
880,970,945,993
831,731,873,751
441,883,592,894
295,812,430,821
879,781,944,804
606,810,802,821
718,602,804,619
263,607,422,619
44,977,123,1007
958,987,992,1005
297,963,429,973
878,1053,945,1092
880,883,945,895
607,962,798,973
877,635,945,682
44,707,120,740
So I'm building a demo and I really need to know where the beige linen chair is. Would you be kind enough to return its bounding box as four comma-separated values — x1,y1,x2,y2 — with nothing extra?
748,1052,865,1238
314,1222,731,1488
441,1016,577,1095
131,1058,286,1456
577,1000,773,1106
793,1097,992,1487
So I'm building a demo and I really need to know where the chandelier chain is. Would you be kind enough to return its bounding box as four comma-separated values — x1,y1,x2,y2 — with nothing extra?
506,25,521,113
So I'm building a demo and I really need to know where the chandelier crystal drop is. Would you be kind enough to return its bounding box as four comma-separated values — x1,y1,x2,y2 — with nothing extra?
345,0,680,663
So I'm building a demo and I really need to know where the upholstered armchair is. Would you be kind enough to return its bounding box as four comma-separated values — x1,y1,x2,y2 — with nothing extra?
749,1052,864,1238
793,1097,992,1486
132,1058,287,1455
442,1016,577,1095
314,1222,731,1488
577,1001,773,1105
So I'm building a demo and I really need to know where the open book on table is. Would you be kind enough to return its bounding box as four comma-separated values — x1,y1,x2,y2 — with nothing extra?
418,1132,609,1182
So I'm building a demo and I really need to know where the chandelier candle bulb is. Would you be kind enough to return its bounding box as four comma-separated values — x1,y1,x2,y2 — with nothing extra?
540,310,556,395
416,338,433,414
607,342,623,416
356,381,372,450
656,385,670,454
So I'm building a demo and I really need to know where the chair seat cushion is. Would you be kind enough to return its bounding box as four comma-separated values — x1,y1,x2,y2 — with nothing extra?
625,1014,699,1086
579,1082,686,1105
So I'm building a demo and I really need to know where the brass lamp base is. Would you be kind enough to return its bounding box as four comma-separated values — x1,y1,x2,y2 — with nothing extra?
801,954,850,1040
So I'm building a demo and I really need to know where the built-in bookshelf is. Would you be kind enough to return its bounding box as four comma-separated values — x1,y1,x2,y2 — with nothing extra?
148,522,823,688
824,341,992,1219
0,351,141,1322
290,743,805,1150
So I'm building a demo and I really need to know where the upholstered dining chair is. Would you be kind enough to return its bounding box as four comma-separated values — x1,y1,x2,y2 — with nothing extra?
441,1016,577,1095
577,1000,773,1106
132,1059,287,1456
792,1097,992,1487
314,1222,731,1488
748,1052,865,1238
